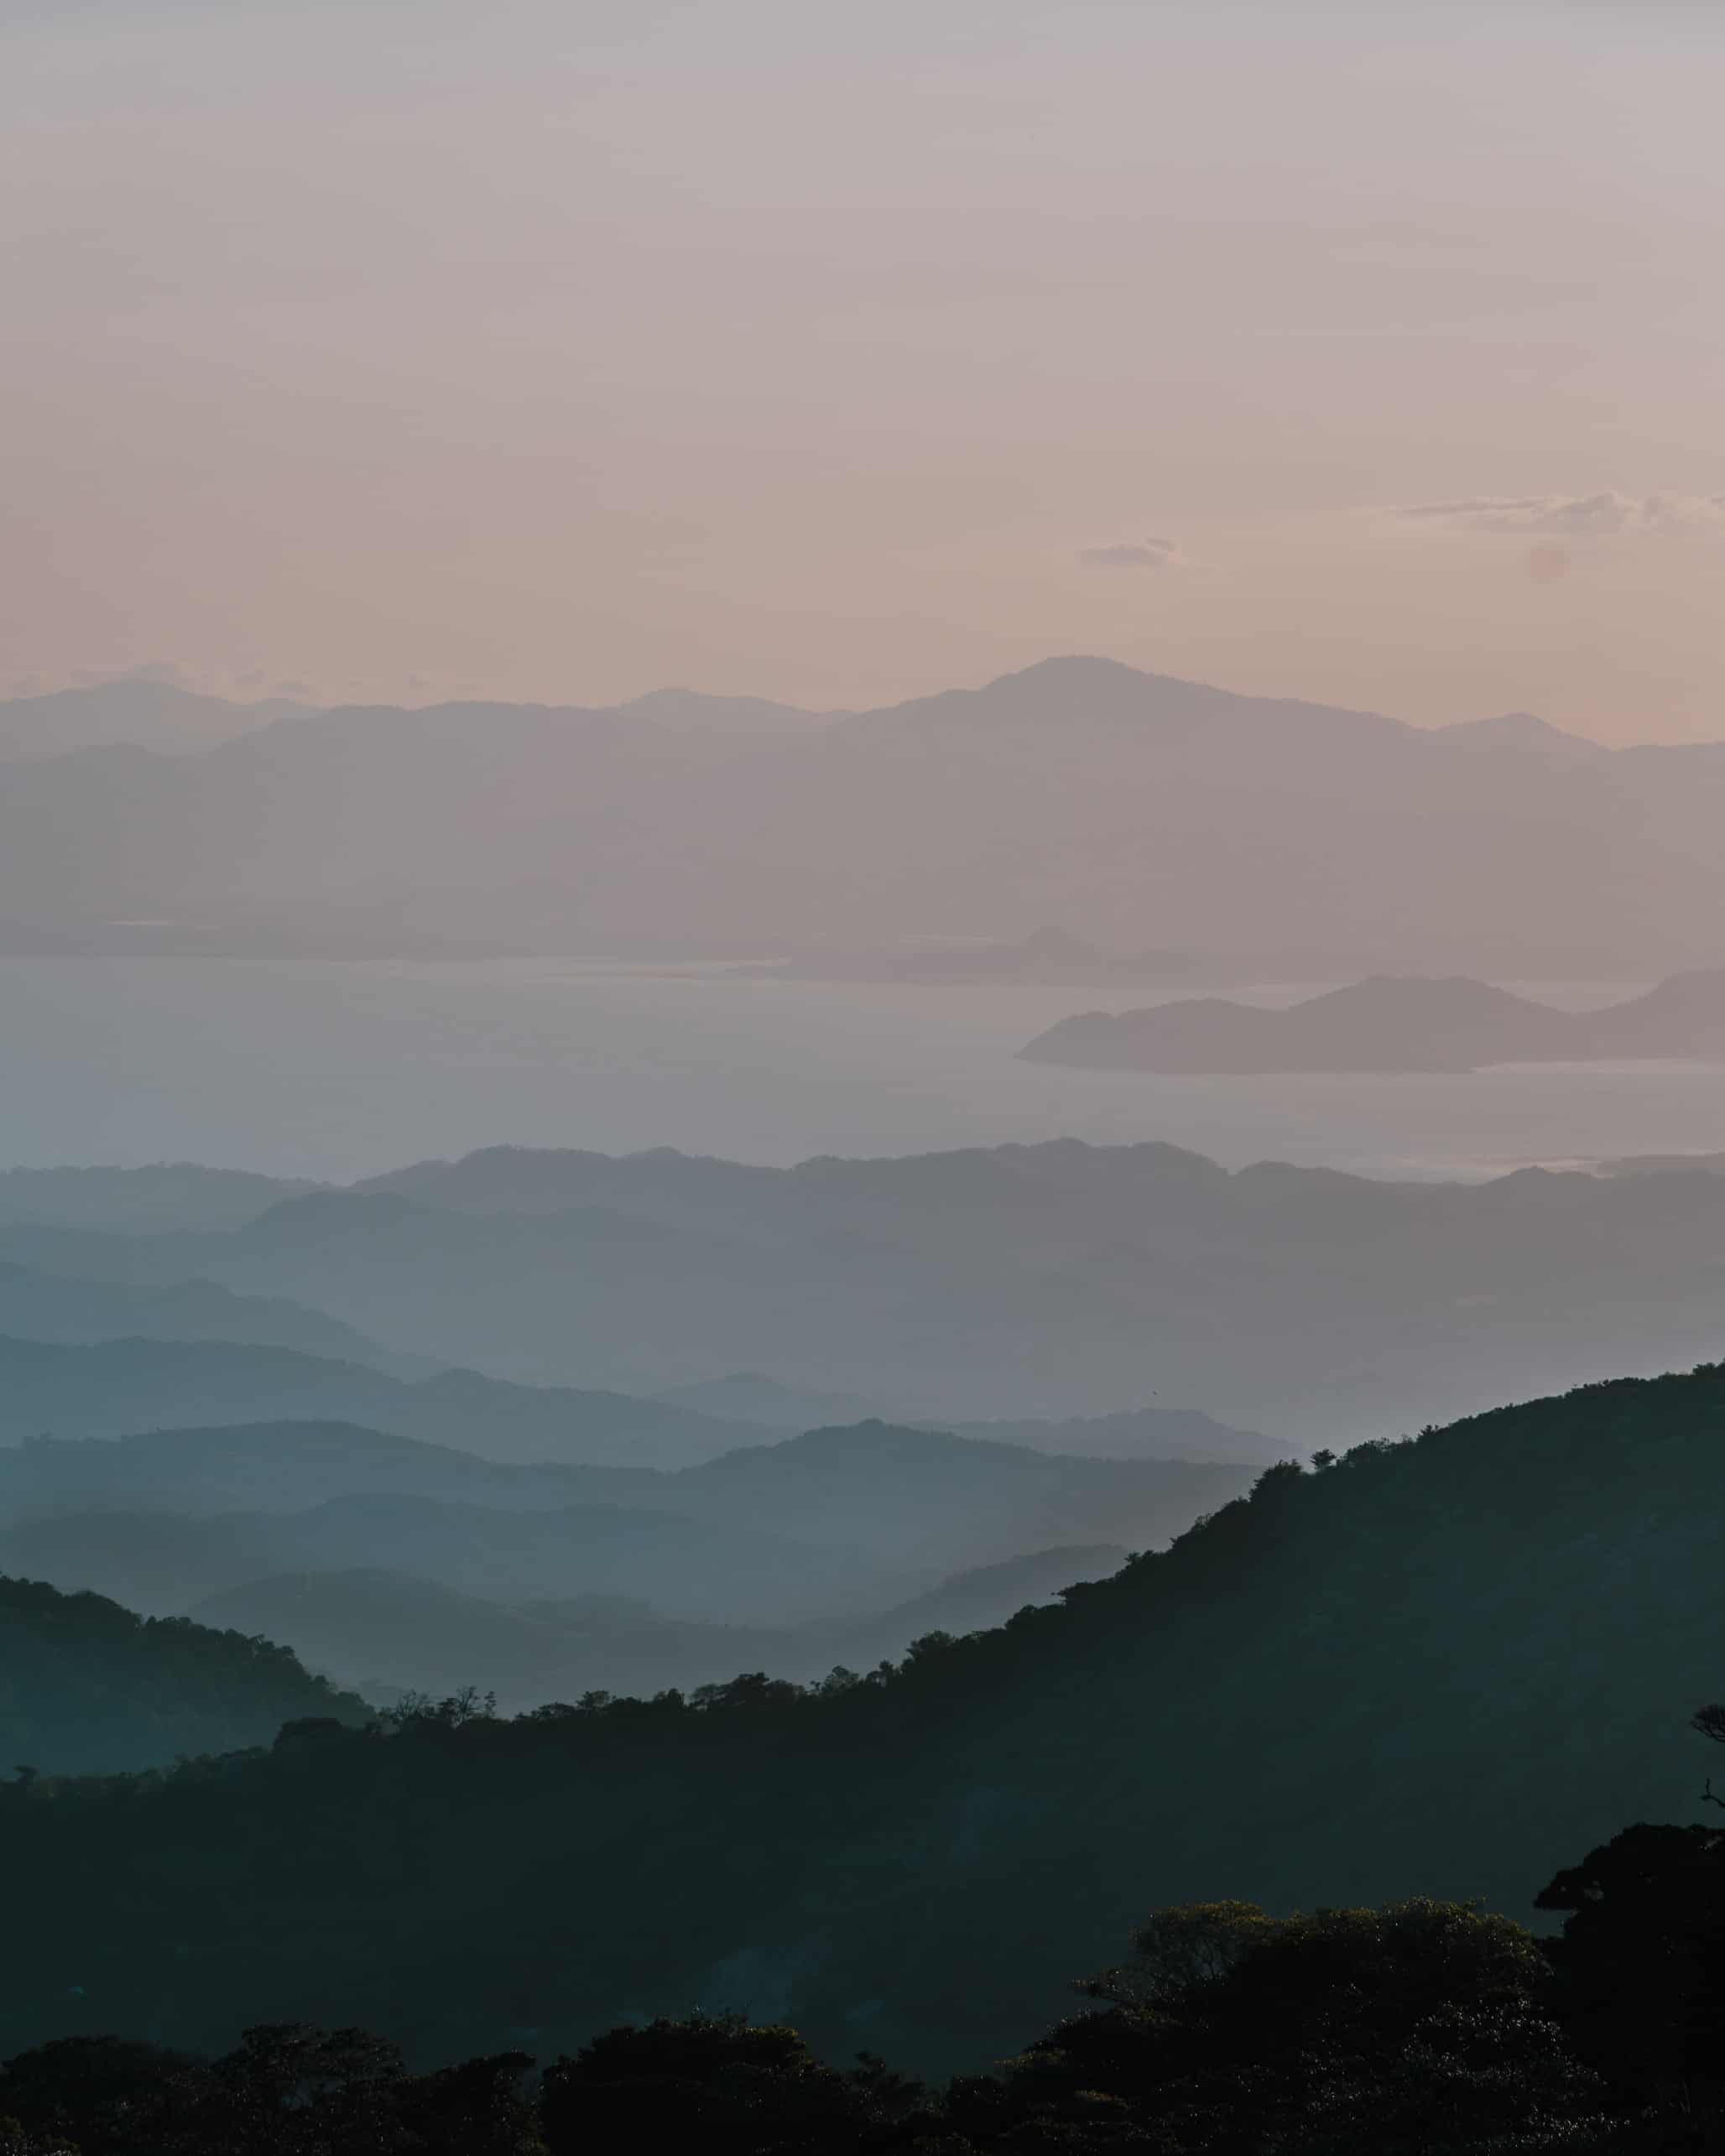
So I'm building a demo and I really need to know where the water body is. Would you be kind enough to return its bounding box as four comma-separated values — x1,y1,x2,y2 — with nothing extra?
0,956,1720,1183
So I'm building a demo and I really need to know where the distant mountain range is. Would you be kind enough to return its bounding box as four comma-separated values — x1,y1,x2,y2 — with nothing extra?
1601,1150,1725,1178
0,1161,320,1233
652,1370,1278,1462
0,679,305,760
188,1543,1130,1708
0,1334,758,1468
0,1327,1275,1471
8,655,1725,970
0,1259,415,1369
1020,970,1725,1074
20,1138,1725,1445
0,1414,1250,1630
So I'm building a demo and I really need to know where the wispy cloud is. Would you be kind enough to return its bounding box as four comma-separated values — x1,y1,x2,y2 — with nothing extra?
1076,537,1185,570
1394,491,1725,538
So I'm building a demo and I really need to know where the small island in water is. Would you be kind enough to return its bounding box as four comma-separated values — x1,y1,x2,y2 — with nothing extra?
1019,969,1725,1074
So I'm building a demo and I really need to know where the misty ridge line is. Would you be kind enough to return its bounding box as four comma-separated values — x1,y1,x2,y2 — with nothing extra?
4,1134,1725,1453
0,1129,1685,1231
0,1404,1235,1682
8,654,1725,975
0,652,1696,753
1020,968,1725,1074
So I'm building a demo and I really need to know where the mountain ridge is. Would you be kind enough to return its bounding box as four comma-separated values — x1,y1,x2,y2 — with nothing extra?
1021,970,1725,1074
1,656,1721,969
22,1136,1725,1441
3,1360,1722,2070
0,1570,367,1774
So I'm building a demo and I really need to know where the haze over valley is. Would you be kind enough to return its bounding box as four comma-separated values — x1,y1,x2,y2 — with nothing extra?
13,0,1725,2143
11,666,1725,2122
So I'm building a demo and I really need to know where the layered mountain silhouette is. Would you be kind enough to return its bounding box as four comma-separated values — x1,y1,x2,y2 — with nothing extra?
1021,969,1725,1073
0,1488,885,1628
6,1362,1723,2072
0,679,305,760
0,1336,763,1467
186,1543,1129,1706
651,1370,1278,1461
652,1371,899,1429
4,655,1725,970
0,1260,414,1367
0,1416,1248,1627
24,1137,1725,1446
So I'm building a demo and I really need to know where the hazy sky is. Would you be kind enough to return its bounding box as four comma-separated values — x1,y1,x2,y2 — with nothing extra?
5,0,1724,737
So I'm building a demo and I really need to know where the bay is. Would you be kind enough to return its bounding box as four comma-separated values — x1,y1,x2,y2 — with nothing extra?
0,956,1718,1183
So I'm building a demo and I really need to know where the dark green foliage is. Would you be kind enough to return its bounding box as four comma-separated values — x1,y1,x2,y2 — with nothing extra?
7,1363,1725,2070
0,1900,1649,2153
0,2028,542,2156
0,2123,78,2156
0,1572,368,1773
540,2013,918,2153
1537,1820,1725,2112
0,2037,206,2156
998,1900,1613,2155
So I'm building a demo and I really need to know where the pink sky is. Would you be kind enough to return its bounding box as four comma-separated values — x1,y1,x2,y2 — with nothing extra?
5,0,1724,741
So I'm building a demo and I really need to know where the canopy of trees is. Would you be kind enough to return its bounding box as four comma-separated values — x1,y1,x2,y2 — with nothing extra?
8,1363,1725,2075
0,1574,367,1776
8,1867,1721,2153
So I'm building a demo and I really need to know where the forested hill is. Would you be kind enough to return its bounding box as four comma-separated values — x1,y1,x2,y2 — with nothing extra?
4,1363,1724,2073
0,1574,367,1773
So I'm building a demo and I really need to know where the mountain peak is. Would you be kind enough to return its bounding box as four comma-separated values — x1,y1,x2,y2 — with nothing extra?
985,654,1154,689
1436,710,1603,755
0,677,301,758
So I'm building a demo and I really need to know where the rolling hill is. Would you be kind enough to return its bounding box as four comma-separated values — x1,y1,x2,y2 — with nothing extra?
0,1261,413,1367
188,1544,1130,1705
0,679,302,760
0,1335,763,1466
25,1138,1725,1447
0,1162,315,1234
0,1490,894,1627
0,1416,1250,1627
0,1571,366,1775
0,1362,1720,2071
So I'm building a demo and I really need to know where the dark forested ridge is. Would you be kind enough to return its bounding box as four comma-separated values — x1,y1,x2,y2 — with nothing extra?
6,1362,1725,2079
0,1573,367,1774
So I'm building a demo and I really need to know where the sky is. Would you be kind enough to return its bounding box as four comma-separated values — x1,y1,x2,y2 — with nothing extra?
4,0,1724,739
